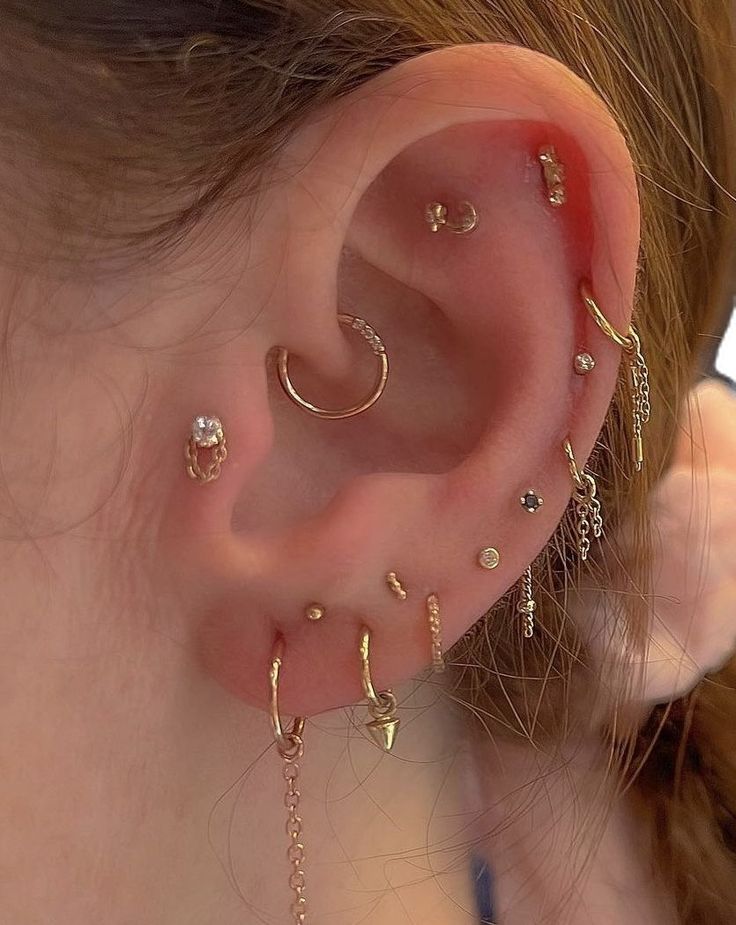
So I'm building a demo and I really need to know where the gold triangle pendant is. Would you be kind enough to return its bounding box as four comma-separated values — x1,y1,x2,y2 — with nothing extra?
367,714,400,752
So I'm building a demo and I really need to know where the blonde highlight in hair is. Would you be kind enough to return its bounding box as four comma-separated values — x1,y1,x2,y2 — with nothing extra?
1,1,735,920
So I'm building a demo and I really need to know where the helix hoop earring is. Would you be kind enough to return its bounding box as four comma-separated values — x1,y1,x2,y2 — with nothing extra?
269,640,308,924
425,200,479,235
517,566,536,638
580,283,651,471
563,439,604,561
276,314,389,420
185,414,228,483
359,627,400,752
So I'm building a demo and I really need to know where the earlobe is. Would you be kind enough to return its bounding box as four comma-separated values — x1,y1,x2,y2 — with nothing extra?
177,43,641,718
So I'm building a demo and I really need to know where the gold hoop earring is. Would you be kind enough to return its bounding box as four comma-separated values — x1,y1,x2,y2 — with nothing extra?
269,640,308,925
580,283,650,471
517,566,536,638
426,594,446,673
424,200,479,234
276,314,389,420
563,439,604,561
185,414,228,483
359,627,400,752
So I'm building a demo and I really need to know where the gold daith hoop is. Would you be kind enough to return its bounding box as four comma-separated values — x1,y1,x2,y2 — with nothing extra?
580,283,651,471
276,314,389,420
359,627,400,752
269,640,308,925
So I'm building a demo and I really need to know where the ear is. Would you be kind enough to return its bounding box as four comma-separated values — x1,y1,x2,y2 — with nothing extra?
165,43,640,716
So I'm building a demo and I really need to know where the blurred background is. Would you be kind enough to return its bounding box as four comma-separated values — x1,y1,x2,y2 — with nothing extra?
715,301,736,384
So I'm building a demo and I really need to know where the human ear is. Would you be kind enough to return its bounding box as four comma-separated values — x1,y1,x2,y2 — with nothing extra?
166,43,639,717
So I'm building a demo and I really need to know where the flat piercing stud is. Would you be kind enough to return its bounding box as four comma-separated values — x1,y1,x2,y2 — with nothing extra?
538,145,567,207
477,547,501,570
386,572,408,600
520,490,544,514
425,200,479,235
185,414,228,484
574,352,596,376
305,604,325,622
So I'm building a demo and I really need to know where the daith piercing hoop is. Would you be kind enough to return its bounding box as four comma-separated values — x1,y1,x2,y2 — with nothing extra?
359,627,400,752
425,200,479,235
276,314,389,420
185,415,228,484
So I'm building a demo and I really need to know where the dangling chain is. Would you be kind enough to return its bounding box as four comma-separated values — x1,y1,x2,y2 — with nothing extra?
516,566,536,638
281,737,307,924
573,470,604,562
627,327,651,472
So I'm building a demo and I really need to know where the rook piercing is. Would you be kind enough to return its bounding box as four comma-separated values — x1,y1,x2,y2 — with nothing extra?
563,439,604,561
426,593,446,673
305,604,325,622
574,352,596,376
359,627,400,752
185,414,228,484
517,566,537,638
425,200,479,235
580,282,650,471
538,145,567,207
520,489,544,514
386,571,408,601
276,314,389,420
268,640,308,924
477,547,501,570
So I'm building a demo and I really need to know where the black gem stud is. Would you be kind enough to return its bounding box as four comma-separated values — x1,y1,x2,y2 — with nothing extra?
520,490,544,514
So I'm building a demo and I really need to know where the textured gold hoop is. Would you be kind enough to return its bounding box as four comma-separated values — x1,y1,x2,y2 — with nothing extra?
359,627,400,752
269,640,306,760
580,283,636,351
426,594,446,673
276,314,389,420
185,415,228,484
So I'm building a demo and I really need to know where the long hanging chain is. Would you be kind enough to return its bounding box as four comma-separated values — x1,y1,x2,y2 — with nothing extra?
282,742,307,924
627,328,651,472
574,470,603,562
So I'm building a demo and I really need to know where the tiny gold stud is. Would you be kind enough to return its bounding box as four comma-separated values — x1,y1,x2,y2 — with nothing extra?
305,604,325,622
386,571,408,600
478,547,501,570
574,352,596,376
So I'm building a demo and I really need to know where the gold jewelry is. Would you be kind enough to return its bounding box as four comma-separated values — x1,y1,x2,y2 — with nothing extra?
304,604,325,622
386,571,407,601
269,641,308,925
563,438,604,561
185,414,228,484
359,627,400,752
520,489,544,514
276,314,389,420
426,594,446,673
477,547,501,570
538,145,567,207
424,200,479,235
580,283,650,471
574,352,596,376
517,566,536,638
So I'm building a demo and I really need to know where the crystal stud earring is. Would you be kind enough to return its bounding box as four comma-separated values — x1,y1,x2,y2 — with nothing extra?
185,414,228,484
520,490,544,514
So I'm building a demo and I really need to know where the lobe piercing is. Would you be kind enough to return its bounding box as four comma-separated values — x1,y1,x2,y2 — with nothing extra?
574,352,596,376
538,145,567,207
424,200,479,235
359,627,400,752
386,572,408,600
477,547,501,570
520,490,544,514
305,604,326,622
426,593,446,673
185,414,228,484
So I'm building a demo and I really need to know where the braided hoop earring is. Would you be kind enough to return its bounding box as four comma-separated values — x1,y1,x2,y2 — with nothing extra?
269,641,308,925
563,439,604,561
580,283,650,471
276,314,389,420
359,627,400,752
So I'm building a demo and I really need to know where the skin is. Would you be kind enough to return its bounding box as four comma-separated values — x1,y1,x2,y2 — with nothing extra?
0,42,732,923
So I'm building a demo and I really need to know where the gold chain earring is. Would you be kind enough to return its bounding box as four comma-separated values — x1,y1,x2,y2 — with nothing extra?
276,314,389,420
580,283,651,471
269,641,308,924
359,627,400,752
563,439,604,561
185,414,228,483
517,566,536,638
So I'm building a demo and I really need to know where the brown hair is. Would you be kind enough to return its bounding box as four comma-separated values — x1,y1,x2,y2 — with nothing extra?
2,2,735,920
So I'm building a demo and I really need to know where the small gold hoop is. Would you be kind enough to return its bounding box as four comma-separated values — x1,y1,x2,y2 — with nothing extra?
563,439,586,492
359,627,397,718
424,200,479,235
269,640,306,760
580,282,635,352
276,314,389,420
